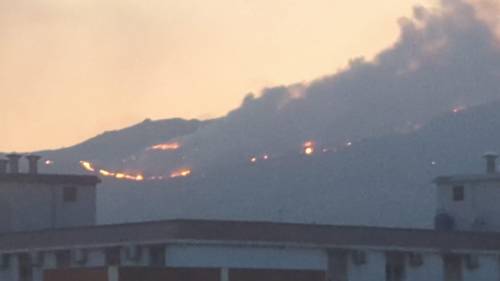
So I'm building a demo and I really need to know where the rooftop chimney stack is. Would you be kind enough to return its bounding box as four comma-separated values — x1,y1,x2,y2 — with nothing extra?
6,154,22,174
0,159,8,175
483,152,498,174
26,155,41,175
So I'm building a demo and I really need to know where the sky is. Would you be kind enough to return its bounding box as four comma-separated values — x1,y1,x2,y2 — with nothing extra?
0,0,450,152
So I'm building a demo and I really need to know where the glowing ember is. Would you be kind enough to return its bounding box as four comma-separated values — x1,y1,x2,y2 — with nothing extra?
303,141,315,155
80,160,144,181
80,161,96,172
44,160,54,165
148,142,181,151
452,106,466,113
170,168,192,178
99,169,115,177
129,174,144,181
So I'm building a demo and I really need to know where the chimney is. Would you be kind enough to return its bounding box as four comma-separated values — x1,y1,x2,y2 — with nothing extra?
6,154,22,174
26,155,41,175
0,159,8,175
483,152,498,174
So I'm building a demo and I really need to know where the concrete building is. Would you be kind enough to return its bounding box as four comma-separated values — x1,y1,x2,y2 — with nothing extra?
0,154,100,232
0,154,500,281
434,152,500,232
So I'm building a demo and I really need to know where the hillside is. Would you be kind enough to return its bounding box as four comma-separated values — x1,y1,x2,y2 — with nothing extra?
96,101,500,228
21,118,211,174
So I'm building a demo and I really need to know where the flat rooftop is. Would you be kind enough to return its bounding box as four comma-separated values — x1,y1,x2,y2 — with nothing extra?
0,174,101,185
434,174,500,185
1,219,500,253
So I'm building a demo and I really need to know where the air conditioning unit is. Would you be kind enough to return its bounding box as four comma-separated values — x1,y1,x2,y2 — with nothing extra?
125,245,142,262
72,249,88,265
30,251,44,267
408,252,423,267
465,254,479,270
0,254,9,270
351,250,367,265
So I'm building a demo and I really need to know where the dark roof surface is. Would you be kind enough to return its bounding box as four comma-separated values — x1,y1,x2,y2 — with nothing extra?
1,219,500,253
434,174,500,185
0,174,100,186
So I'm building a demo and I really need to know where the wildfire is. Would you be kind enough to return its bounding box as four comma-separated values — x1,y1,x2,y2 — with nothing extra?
148,142,181,151
80,161,143,181
452,106,466,113
99,169,114,177
170,168,192,178
80,161,96,172
303,141,315,155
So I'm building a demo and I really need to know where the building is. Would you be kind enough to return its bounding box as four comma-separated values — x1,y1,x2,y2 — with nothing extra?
0,154,499,281
0,154,100,232
434,152,500,232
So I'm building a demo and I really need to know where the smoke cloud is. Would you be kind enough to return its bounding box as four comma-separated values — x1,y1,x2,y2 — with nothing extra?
172,0,500,172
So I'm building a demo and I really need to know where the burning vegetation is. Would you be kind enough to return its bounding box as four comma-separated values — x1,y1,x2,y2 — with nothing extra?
77,135,366,183
80,161,144,181
170,168,192,178
303,141,315,156
148,142,181,151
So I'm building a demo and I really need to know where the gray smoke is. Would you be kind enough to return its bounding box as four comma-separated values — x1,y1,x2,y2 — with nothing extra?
171,0,500,172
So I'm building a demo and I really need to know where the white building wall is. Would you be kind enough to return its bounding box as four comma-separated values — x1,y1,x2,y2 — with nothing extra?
0,182,53,232
120,245,150,267
54,185,96,229
0,182,96,233
463,255,499,281
406,253,443,281
348,251,385,281
165,245,328,270
85,249,106,267
437,182,500,232
0,255,18,281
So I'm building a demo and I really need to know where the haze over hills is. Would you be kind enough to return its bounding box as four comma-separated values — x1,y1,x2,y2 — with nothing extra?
21,118,210,175
2,0,499,228
95,101,500,228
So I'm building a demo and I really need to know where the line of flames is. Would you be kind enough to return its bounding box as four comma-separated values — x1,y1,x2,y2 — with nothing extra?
80,106,469,183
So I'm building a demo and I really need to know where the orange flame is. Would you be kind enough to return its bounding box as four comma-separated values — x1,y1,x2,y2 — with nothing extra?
303,141,315,155
148,142,181,151
452,106,466,113
170,168,192,178
99,169,115,177
80,161,96,172
80,161,143,181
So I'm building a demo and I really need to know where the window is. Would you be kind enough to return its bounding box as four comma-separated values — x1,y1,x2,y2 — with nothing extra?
55,250,71,268
105,247,121,266
63,186,78,202
149,245,166,267
18,254,33,281
386,252,405,281
444,255,463,281
453,186,465,201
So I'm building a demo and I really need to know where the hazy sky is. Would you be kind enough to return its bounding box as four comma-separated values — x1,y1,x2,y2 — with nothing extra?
0,0,439,151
